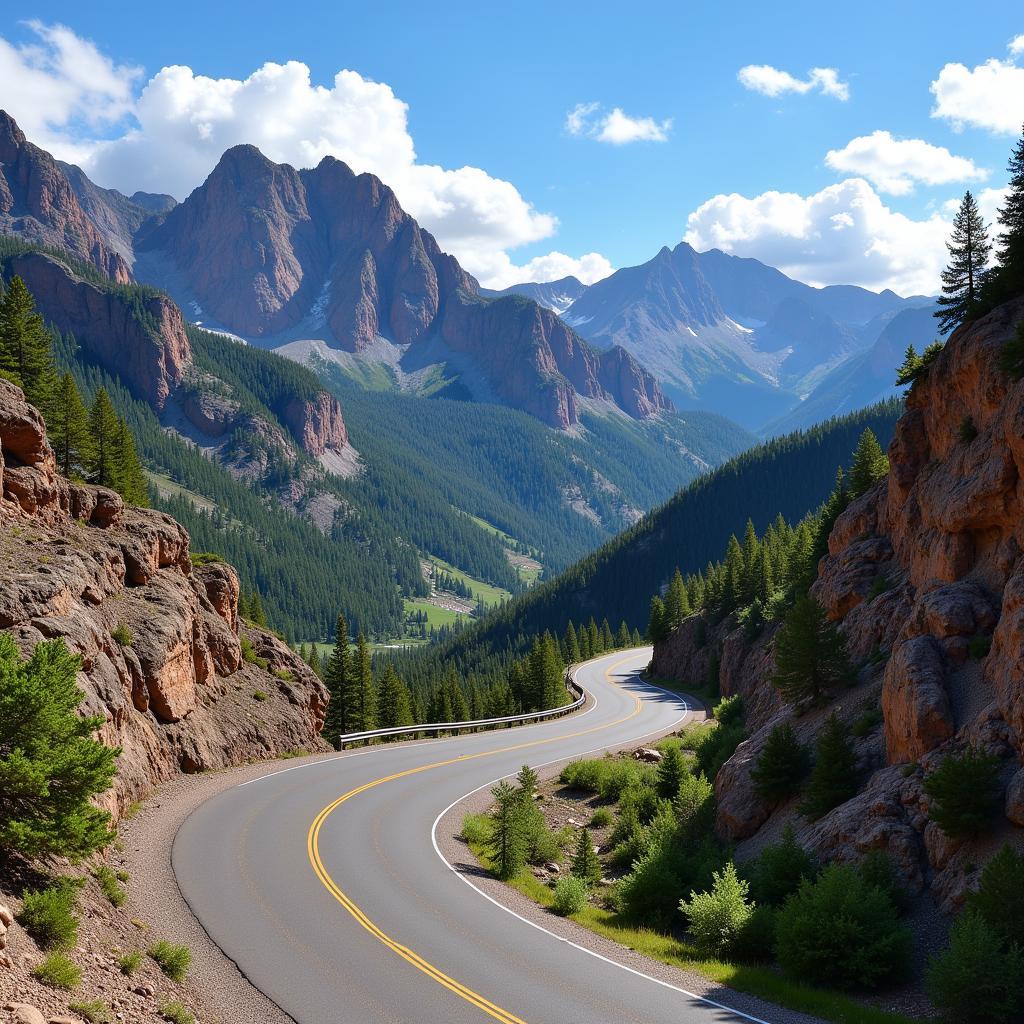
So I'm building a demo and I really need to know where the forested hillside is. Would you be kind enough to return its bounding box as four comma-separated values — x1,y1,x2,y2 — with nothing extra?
323,371,752,572
393,400,901,692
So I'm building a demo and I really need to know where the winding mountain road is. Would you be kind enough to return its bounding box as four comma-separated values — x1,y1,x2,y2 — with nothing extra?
173,648,782,1024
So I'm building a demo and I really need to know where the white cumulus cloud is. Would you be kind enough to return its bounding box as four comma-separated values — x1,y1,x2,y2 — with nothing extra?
0,24,610,289
824,131,987,195
737,64,849,101
480,251,614,291
930,39,1024,134
0,20,139,161
564,102,671,144
684,177,950,295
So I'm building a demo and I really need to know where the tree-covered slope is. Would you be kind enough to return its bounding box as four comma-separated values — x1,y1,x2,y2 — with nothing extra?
397,399,901,686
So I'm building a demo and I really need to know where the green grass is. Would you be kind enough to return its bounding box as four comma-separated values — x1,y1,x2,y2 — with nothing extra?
93,865,127,908
33,952,82,989
69,1000,111,1023
402,598,465,629
158,1001,195,1024
462,511,544,585
148,940,191,982
145,471,216,514
427,554,512,607
464,826,918,1024
118,950,143,975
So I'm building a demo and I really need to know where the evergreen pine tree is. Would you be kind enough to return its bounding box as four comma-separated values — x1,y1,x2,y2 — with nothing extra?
564,622,581,663
87,388,121,490
647,596,669,643
353,632,377,732
323,616,352,742
935,190,991,334
516,764,540,801
848,428,889,498
801,714,857,819
0,275,55,411
113,418,149,506
248,590,268,628
750,722,809,803
600,618,614,651
772,594,853,704
665,568,690,626
656,744,687,799
616,621,631,648
631,627,643,646
48,373,92,480
307,646,323,678
376,664,414,731
587,619,601,655
570,827,602,884
488,780,527,880
740,519,760,605
722,535,745,614
989,125,1024,303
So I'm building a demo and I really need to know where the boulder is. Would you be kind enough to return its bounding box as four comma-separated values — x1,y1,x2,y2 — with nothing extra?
882,636,954,764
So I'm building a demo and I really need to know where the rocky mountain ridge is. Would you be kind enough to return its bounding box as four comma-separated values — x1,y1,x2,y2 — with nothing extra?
651,295,1024,910
0,376,329,814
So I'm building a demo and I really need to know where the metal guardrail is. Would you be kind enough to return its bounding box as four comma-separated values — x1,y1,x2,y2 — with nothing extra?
337,666,586,748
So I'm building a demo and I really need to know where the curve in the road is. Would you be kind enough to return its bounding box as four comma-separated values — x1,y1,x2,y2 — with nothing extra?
173,648,794,1024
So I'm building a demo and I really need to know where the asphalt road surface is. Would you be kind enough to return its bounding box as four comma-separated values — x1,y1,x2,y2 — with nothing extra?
174,648,778,1024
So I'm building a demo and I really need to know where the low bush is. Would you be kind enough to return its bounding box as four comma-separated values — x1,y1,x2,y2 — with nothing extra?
118,950,143,975
674,770,715,842
189,551,224,566
148,940,191,982
110,624,132,647
69,1000,111,1023
750,723,808,803
745,824,816,906
731,903,777,964
655,745,688,799
712,694,744,726
923,748,1002,838
559,759,603,792
252,690,267,702
858,850,909,914
774,863,910,990
851,707,883,738
800,714,857,819
159,1002,196,1024
926,911,1023,1022
552,875,588,916
33,952,82,989
695,721,746,781
597,760,647,801
17,877,83,950
570,828,602,884
679,862,753,958
615,838,688,929
966,844,1024,948
589,807,613,828
93,865,127,908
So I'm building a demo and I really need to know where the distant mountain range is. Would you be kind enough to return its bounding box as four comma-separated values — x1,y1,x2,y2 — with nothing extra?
500,243,937,432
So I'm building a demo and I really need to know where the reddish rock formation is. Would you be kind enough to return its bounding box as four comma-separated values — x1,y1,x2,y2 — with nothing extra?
0,377,329,813
282,390,349,456
0,111,129,282
10,251,189,410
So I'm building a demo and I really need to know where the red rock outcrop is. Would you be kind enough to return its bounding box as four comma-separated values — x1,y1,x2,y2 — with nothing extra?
282,390,349,456
10,251,189,410
0,377,329,813
0,111,129,283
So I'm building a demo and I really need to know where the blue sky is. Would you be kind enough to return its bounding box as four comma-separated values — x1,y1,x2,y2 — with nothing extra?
1,2,1022,293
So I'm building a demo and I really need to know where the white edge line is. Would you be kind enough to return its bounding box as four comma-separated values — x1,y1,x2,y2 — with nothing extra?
235,654,605,788
429,670,777,1024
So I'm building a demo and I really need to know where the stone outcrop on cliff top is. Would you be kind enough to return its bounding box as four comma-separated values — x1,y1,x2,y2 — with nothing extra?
652,296,1024,910
0,377,329,814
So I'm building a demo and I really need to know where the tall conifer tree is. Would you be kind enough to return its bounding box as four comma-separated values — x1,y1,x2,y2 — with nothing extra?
936,191,990,334
323,615,352,742
49,373,91,480
0,275,55,411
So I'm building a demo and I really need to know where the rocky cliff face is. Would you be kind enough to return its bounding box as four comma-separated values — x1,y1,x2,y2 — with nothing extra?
0,112,130,283
0,377,329,813
652,296,1024,910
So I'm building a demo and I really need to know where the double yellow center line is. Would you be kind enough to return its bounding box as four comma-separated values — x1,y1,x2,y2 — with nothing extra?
306,653,644,1024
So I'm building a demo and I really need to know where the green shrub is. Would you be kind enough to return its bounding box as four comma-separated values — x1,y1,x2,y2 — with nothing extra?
570,828,602,884
712,694,744,726
775,863,910,990
589,807,613,828
858,850,909,913
33,952,82,989
110,624,132,647
159,1002,196,1024
239,635,268,669
924,748,1002,838
926,911,1023,1022
679,862,753,957
674,770,715,842
745,824,815,906
93,865,126,908
552,875,588,916
731,904,777,964
750,723,808,803
69,1000,111,1023
559,759,603,792
966,844,1024,948
252,690,267,701
851,707,883,738
696,721,746,781
655,745,688,799
958,415,979,443
0,636,117,857
189,551,224,566
615,838,688,929
118,950,143,975
17,877,83,949
148,940,191,982
968,634,992,660
597,760,646,801
800,714,857,819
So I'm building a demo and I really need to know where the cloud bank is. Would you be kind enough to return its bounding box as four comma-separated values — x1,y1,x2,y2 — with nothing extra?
930,38,1024,134
737,64,849,101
